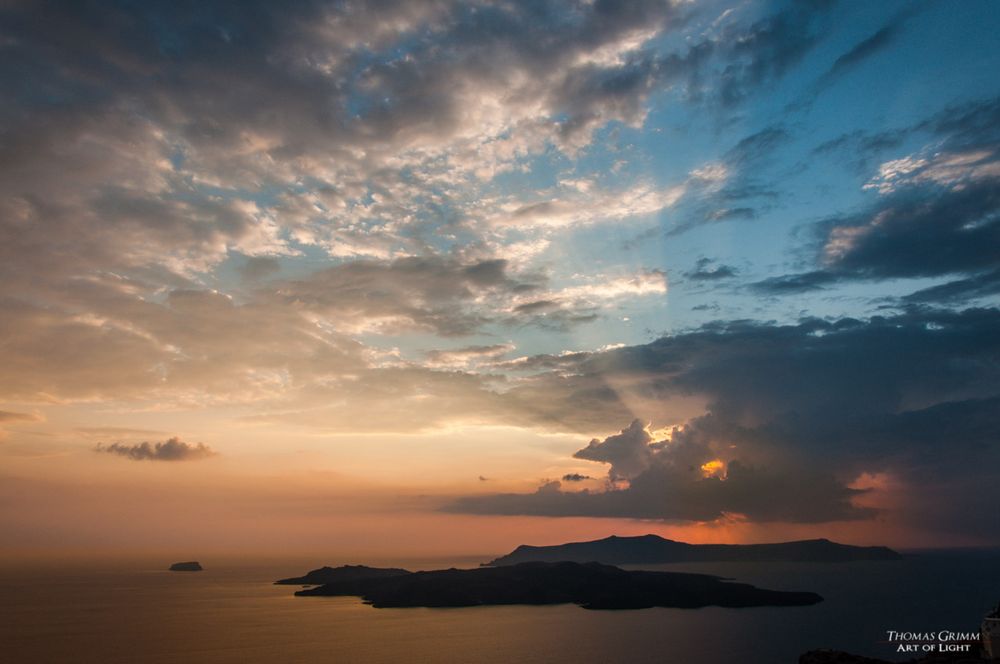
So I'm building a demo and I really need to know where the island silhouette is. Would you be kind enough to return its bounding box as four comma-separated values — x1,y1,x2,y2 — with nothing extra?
484,535,901,566
281,561,822,610
275,564,410,586
168,561,203,572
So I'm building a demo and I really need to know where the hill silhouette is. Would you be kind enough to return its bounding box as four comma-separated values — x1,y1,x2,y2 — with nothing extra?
485,535,901,566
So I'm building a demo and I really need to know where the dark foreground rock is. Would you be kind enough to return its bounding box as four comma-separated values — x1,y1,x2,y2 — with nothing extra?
292,561,823,610
486,535,902,567
168,561,203,571
799,646,982,664
275,564,410,585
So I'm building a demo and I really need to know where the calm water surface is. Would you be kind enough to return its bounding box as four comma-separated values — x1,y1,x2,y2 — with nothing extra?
1,550,997,663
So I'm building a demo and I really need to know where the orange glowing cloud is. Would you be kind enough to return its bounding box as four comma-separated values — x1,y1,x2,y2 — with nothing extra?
700,459,725,478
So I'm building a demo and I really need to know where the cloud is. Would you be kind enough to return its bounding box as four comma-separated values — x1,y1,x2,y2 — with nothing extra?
0,0,694,304
447,307,1000,529
817,4,923,88
0,410,42,441
823,177,1000,278
724,126,791,166
239,256,282,282
684,258,738,281
0,411,41,423
95,437,216,461
449,424,874,523
664,128,786,236
425,344,516,368
573,419,655,481
749,270,838,294
712,2,836,107
494,182,687,231
826,26,899,78
266,256,537,336
561,473,593,482
755,97,1000,298
904,269,1000,304
0,0,887,417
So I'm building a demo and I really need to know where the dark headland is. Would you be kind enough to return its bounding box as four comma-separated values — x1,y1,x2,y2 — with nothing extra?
485,535,902,566
275,564,410,585
168,561,203,571
288,561,822,610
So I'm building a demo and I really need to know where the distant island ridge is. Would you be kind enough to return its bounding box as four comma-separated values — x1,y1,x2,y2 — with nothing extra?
285,561,823,610
484,535,902,566
168,561,203,572
275,564,410,585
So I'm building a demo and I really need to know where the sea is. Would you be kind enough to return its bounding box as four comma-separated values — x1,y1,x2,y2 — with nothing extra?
1,549,998,663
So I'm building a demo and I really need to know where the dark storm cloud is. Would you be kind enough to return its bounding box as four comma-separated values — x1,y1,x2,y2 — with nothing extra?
497,307,1000,454
449,464,872,523
448,307,1000,527
450,420,873,523
95,437,216,461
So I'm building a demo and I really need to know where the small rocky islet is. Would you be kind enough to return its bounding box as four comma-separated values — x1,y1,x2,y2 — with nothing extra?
168,561,203,572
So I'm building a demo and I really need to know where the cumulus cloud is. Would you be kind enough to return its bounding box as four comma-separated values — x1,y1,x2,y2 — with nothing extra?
449,421,874,523
95,437,217,462
573,419,655,481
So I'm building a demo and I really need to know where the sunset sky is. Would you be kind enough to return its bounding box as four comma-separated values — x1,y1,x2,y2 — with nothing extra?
2,0,999,558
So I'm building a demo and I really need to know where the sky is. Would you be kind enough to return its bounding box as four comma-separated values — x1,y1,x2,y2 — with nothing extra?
2,0,999,558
